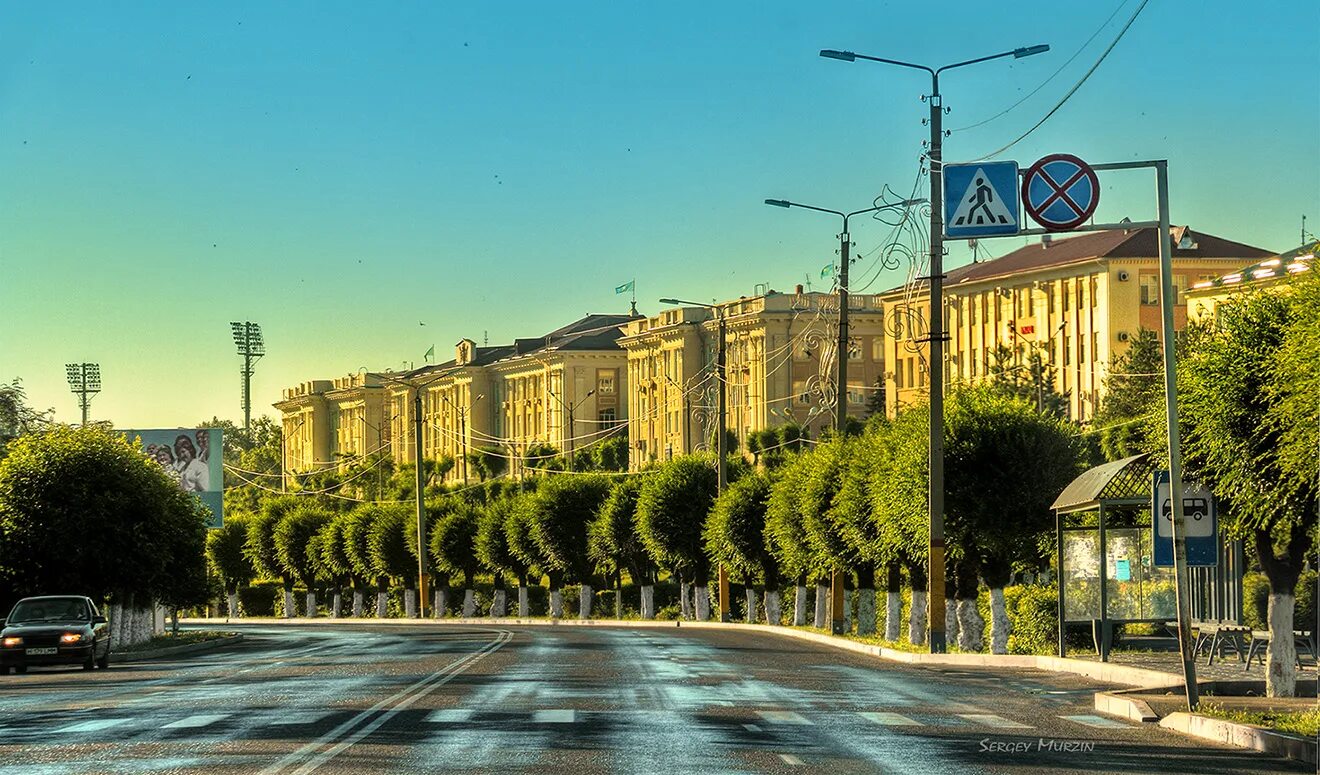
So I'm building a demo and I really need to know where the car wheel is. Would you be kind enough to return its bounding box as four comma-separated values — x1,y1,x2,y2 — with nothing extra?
14,665,26,675
0,666,9,675
83,655,95,671
96,653,110,670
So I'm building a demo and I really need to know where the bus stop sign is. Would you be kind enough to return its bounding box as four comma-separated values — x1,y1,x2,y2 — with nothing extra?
1151,471,1218,567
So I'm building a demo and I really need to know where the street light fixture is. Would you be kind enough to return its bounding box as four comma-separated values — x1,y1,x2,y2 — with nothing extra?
546,388,595,471
230,321,265,432
819,41,1048,654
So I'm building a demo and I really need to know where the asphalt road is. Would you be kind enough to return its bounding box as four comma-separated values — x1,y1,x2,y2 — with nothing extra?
0,623,1305,774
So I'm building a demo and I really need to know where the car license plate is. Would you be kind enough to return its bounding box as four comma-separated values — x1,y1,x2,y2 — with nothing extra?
25,647,57,655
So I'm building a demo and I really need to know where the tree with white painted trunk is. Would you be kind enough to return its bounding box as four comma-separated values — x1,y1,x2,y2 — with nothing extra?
506,490,549,617
477,497,526,619
866,407,933,646
274,504,332,618
829,431,892,638
941,386,1084,655
429,498,482,619
205,514,253,618
342,505,384,617
316,515,358,618
799,436,859,633
528,474,613,620
588,478,655,619
766,452,825,627
358,503,414,618
246,498,300,618
1169,282,1319,698
704,471,780,624
637,456,719,621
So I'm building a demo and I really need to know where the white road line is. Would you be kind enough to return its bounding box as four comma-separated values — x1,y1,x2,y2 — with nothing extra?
756,711,812,725
778,754,805,766
162,713,231,729
1061,714,1129,729
859,711,922,726
270,711,333,726
260,629,513,775
54,718,130,734
532,709,577,723
425,708,475,723
957,713,1033,729
742,723,762,732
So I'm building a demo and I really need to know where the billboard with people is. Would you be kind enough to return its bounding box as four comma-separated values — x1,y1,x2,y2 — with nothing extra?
121,428,223,527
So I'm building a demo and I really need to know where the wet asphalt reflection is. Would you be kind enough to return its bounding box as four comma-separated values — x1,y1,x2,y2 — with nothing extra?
0,623,1306,774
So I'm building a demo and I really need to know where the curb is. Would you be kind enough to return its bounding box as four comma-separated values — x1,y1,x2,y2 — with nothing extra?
1093,687,1162,723
112,633,243,662
1160,710,1316,766
181,616,1179,687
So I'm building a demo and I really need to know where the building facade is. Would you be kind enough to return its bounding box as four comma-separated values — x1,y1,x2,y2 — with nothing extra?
1187,240,1318,323
618,290,886,466
879,226,1272,420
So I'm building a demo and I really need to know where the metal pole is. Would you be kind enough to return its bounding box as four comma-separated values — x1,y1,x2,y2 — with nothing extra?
80,364,90,426
927,72,948,653
413,388,428,618
1156,160,1198,709
243,352,252,433
832,218,850,634
716,307,731,622
567,403,574,472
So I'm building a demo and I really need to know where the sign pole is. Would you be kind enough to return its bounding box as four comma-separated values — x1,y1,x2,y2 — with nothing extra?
1155,160,1198,709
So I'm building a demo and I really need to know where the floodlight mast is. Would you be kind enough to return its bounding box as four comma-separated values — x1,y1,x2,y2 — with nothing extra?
65,362,101,426
231,321,265,432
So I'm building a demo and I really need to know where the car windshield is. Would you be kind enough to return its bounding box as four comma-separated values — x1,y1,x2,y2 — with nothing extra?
7,599,89,623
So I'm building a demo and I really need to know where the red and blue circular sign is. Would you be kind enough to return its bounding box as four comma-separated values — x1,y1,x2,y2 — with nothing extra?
1022,153,1099,231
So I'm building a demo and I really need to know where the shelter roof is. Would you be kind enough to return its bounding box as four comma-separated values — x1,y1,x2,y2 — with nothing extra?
1051,453,1155,513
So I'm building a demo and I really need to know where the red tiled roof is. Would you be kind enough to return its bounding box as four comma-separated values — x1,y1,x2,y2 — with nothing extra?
884,227,1274,294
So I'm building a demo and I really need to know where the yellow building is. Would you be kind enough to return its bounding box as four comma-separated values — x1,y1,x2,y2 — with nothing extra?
1187,240,1318,323
618,289,886,466
274,380,333,479
274,373,391,481
879,226,1272,421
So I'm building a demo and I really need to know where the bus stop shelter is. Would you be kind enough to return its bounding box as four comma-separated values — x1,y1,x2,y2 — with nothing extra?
1051,453,1244,661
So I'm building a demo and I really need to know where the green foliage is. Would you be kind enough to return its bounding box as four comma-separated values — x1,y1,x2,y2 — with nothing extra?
466,446,509,482
703,470,775,584
0,425,206,604
864,377,886,418
637,455,718,584
367,504,416,588
429,499,481,586
0,378,52,455
246,496,299,583
527,474,613,584
200,416,282,516
342,504,383,583
506,491,548,583
984,343,1070,419
1005,584,1058,655
312,516,350,586
828,425,884,570
1269,270,1320,512
522,443,563,473
799,437,853,570
766,452,823,583
477,497,526,583
206,514,254,593
1244,571,1317,632
589,478,652,583
866,405,930,569
273,503,333,587
1093,328,1164,461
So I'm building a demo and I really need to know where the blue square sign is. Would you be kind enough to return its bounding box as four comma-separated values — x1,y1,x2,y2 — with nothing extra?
944,161,1020,239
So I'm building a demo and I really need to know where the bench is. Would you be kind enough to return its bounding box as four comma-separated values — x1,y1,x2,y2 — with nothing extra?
1244,630,1317,670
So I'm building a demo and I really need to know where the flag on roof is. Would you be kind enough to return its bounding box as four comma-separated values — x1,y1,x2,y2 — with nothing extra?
615,280,635,294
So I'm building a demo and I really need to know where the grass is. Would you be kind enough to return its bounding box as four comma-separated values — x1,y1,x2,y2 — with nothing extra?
1197,702,1320,739
116,630,235,653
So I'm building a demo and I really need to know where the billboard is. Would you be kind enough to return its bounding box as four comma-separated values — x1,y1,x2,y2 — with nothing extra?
122,428,223,528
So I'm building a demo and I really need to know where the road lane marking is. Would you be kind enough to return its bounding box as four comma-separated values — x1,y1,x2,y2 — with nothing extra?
55,718,130,734
271,711,333,726
860,712,922,726
532,709,576,723
756,711,812,725
778,754,805,766
742,723,762,732
259,628,513,775
424,708,475,723
1061,714,1129,729
957,714,1033,729
163,713,231,729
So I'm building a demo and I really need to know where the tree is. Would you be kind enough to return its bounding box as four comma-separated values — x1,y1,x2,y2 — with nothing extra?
528,474,613,618
476,497,526,616
827,429,886,636
0,425,206,645
274,503,333,616
638,455,719,619
1170,286,1317,696
367,504,416,617
1093,328,1165,460
589,477,654,617
506,491,550,611
704,470,779,624
200,416,282,516
864,377,886,418
206,514,254,617
466,446,509,482
429,499,482,616
943,386,1085,653
245,496,300,618
314,515,355,617
342,505,388,616
0,379,52,455
766,451,825,626
985,343,1070,418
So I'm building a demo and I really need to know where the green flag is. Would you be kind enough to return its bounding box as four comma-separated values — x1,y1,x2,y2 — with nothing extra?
615,279,635,295
821,264,833,279
423,344,435,362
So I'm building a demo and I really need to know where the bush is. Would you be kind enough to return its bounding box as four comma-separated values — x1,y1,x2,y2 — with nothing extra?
238,582,279,617
1244,571,1317,632
1006,584,1057,655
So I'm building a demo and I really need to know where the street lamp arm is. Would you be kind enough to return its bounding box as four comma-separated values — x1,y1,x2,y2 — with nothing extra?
821,49,934,76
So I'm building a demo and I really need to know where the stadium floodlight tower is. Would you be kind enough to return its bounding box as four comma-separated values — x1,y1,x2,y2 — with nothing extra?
65,362,101,426
230,321,265,432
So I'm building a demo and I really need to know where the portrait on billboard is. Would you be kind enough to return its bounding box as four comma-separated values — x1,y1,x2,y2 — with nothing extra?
121,428,223,527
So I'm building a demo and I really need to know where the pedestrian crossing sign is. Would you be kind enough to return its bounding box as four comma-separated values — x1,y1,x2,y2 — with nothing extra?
944,161,1020,239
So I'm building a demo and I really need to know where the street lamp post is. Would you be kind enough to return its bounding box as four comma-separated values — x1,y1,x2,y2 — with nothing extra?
660,297,730,621
64,362,101,427
438,392,484,484
547,388,596,471
819,42,1048,652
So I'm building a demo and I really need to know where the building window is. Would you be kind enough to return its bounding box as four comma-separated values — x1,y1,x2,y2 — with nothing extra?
848,337,863,361
793,379,810,404
907,359,915,389
1173,274,1188,304
1089,275,1098,306
895,365,904,390
1062,281,1071,312
1078,334,1086,364
847,382,865,405
600,407,617,427
1026,288,1035,317
1092,332,1099,364
871,337,884,362
1140,275,1160,305
968,297,977,326
1063,336,1072,365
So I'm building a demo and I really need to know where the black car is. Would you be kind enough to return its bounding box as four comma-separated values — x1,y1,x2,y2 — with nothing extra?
1,596,111,674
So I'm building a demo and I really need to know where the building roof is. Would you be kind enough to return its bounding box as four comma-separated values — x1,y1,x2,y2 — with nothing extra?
885,226,1273,295
1189,240,1317,294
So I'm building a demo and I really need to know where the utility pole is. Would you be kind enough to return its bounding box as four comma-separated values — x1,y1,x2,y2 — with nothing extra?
64,363,101,426
413,387,428,617
230,321,265,432
819,42,1048,653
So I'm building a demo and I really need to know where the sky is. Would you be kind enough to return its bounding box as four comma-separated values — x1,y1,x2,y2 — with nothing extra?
2,1,1317,428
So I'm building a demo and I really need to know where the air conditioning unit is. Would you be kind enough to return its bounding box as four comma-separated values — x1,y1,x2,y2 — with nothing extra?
1117,331,1130,342
1117,270,1131,282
